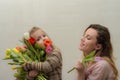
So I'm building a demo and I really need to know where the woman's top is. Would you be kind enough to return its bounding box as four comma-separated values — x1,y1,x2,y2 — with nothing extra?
85,58,115,80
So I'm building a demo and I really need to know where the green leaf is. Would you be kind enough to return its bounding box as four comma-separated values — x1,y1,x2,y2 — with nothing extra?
82,51,96,66
82,57,95,65
23,54,32,61
34,43,40,49
3,58,11,60
8,62,23,65
84,51,95,59
10,52,19,58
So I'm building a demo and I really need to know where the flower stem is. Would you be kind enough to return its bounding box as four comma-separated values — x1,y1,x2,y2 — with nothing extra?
67,67,75,73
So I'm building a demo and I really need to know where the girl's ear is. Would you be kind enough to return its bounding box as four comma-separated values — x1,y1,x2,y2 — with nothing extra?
95,44,102,50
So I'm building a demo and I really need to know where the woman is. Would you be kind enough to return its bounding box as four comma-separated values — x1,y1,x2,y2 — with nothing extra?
75,24,118,80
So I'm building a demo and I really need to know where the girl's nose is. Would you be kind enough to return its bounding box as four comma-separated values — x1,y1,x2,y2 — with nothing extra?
42,37,47,41
42,38,46,41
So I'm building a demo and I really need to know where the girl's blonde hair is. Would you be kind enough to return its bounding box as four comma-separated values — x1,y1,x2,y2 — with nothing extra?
29,26,48,38
29,26,60,51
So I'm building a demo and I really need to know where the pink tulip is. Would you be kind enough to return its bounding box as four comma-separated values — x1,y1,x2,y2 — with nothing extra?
45,45,52,53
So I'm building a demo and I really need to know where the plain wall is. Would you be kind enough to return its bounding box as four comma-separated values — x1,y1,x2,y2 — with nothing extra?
0,0,120,80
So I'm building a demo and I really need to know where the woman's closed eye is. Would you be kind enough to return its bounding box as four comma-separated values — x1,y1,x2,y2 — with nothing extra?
86,36,91,40
83,35,91,40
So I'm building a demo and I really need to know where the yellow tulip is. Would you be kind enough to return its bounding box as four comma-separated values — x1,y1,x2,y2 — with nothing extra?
5,55,10,59
6,49,11,54
5,49,11,58
11,66,17,70
13,48,19,53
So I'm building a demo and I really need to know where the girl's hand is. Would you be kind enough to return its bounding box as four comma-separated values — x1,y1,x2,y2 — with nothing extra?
28,70,39,78
26,70,39,80
22,63,27,71
22,62,31,71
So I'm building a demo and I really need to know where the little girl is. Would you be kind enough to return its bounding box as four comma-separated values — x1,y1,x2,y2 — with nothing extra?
22,27,62,80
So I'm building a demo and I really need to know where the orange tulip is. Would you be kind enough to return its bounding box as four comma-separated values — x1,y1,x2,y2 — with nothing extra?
44,39,52,47
15,46,21,51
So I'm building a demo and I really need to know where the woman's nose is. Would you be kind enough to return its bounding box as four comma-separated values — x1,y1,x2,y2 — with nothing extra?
81,36,85,42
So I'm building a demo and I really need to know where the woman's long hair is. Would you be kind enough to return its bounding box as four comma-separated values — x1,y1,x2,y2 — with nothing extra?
85,24,118,80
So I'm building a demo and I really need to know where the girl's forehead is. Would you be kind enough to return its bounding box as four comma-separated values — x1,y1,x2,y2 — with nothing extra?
31,29,46,37
37,29,45,34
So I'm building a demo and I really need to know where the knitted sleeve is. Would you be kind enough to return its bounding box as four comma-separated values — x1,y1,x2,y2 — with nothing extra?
30,49,62,73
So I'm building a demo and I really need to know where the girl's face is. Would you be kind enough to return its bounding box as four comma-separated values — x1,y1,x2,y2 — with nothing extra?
31,29,49,47
79,28,101,55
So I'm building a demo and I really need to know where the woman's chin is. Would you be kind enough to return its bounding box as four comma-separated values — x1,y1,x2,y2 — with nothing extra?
79,47,84,51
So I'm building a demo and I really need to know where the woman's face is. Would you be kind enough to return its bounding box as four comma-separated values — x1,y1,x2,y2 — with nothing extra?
79,28,99,55
31,29,49,47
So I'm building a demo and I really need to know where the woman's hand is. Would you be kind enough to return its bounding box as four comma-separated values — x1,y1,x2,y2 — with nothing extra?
75,59,85,80
75,59,85,72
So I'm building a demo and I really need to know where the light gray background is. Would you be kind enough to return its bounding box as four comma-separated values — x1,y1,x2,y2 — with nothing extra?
0,0,120,80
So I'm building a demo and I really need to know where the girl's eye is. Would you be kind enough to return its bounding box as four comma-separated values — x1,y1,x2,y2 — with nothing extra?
43,35,46,37
36,38,40,41
36,36,41,41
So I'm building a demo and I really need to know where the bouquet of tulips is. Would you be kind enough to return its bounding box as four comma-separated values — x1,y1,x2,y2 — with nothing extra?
3,32,52,80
